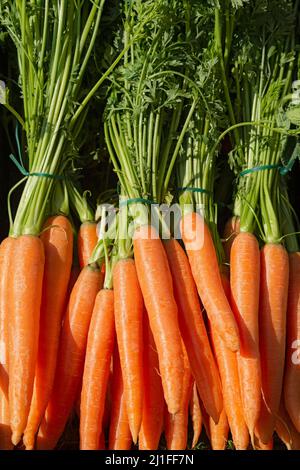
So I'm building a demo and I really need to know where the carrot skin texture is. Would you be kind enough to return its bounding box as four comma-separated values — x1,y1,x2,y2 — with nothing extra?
78,222,98,269
201,403,229,450
24,215,73,450
189,382,202,449
113,259,143,443
164,239,223,423
284,252,300,432
109,347,132,450
80,289,115,450
8,235,45,445
256,244,289,443
139,313,164,450
230,232,261,436
209,409,229,450
0,238,15,449
210,273,249,450
36,266,103,450
133,225,183,415
180,212,239,352
164,344,193,450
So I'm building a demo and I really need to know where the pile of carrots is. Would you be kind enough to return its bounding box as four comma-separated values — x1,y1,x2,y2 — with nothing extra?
0,0,300,451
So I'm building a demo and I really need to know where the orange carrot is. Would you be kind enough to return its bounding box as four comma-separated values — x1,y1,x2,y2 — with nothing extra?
0,237,14,450
36,265,103,449
109,346,132,450
80,288,115,450
180,212,239,352
0,392,12,450
189,382,202,449
113,259,143,443
275,401,300,450
24,215,73,450
284,252,300,432
210,272,249,450
139,312,164,450
230,232,261,440
8,235,45,445
78,222,98,269
201,403,229,450
164,238,223,423
256,244,289,443
209,409,229,450
164,343,193,450
133,225,183,415
222,216,240,262
0,238,15,392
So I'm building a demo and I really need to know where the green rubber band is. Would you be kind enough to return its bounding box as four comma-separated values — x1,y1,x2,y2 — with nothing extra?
239,164,281,177
9,153,65,180
119,197,155,207
177,187,212,194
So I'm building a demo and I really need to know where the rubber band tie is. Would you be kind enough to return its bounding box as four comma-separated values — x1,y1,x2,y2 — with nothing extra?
176,187,212,194
9,122,64,180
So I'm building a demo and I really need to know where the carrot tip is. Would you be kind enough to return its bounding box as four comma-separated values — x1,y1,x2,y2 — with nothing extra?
11,432,22,446
23,434,34,450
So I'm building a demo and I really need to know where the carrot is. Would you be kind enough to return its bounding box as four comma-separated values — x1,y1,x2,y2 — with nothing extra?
230,231,261,440
24,215,73,450
222,216,240,262
164,238,223,423
180,212,239,352
133,225,183,415
0,392,12,450
164,343,193,450
201,403,229,450
256,244,289,444
78,222,98,269
80,288,115,450
113,258,143,443
36,265,103,449
189,382,202,449
8,235,45,445
275,401,300,450
284,252,300,432
0,237,13,450
210,272,249,450
109,346,132,450
209,409,229,451
0,238,15,394
139,312,164,450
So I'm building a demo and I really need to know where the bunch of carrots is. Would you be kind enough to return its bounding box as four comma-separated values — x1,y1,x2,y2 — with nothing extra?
0,0,300,451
